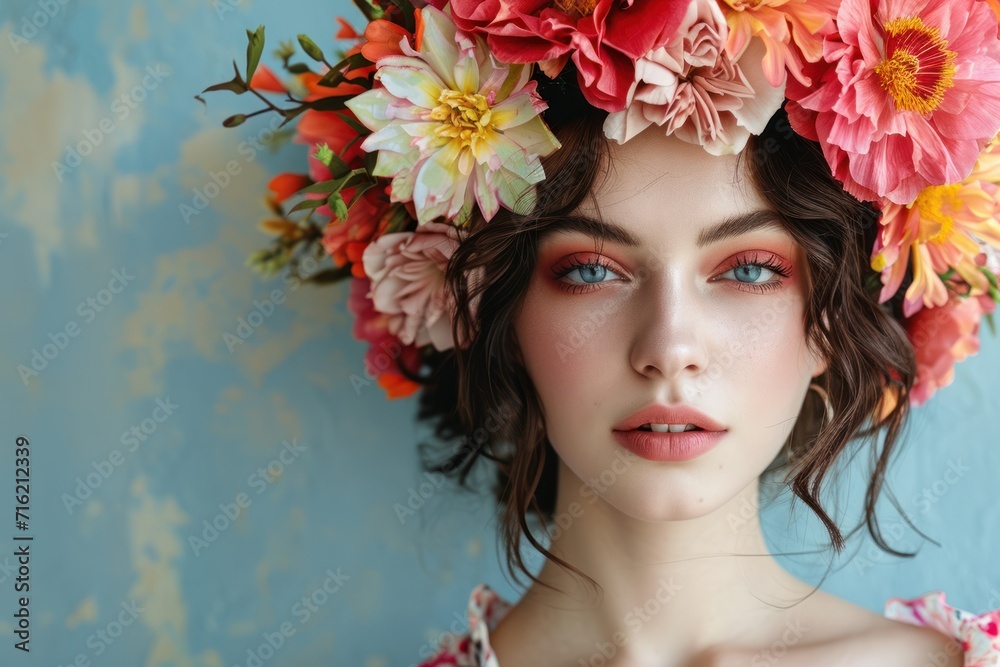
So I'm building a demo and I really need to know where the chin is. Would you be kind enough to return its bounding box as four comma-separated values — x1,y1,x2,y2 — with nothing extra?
563,442,780,524
603,478,738,523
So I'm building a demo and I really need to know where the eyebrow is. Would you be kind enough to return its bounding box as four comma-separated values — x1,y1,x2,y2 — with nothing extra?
539,210,785,248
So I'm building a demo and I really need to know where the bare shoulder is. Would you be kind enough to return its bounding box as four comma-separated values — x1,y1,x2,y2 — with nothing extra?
812,592,966,667
708,622,964,667
873,618,965,667
709,592,965,667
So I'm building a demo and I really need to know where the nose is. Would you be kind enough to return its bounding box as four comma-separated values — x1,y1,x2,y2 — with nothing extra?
629,271,711,385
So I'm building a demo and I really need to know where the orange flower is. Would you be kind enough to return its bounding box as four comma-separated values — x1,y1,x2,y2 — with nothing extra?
872,138,1000,317
321,187,393,273
335,17,360,39
362,19,412,63
378,372,420,400
249,65,287,93
267,173,311,204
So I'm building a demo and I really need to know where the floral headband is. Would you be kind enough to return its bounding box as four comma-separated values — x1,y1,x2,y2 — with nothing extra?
201,0,1000,406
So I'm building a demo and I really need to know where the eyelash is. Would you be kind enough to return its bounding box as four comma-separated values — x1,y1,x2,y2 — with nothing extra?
552,251,793,295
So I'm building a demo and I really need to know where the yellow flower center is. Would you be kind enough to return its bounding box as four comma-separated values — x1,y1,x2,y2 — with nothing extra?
871,251,888,272
724,0,764,10
915,184,962,244
875,16,957,115
554,0,598,17
429,90,495,152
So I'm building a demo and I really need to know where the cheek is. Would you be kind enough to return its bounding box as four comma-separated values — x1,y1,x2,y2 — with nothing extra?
514,282,619,413
712,294,814,423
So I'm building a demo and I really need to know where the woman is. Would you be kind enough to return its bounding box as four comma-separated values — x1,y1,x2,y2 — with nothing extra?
206,0,1000,664
414,106,975,667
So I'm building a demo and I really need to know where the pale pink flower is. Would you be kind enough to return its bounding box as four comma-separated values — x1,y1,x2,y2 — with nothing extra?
785,0,1000,204
345,5,561,226
361,221,467,351
603,0,785,155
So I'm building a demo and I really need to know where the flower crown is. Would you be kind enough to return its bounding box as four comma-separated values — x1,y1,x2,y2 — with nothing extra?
201,0,1000,405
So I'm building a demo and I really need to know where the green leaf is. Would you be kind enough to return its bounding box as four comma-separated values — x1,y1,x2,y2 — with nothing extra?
362,149,378,176
982,266,999,289
387,0,417,32
347,182,378,207
338,113,370,137
308,97,351,112
298,34,326,63
246,247,290,276
329,192,349,222
278,106,308,129
286,62,314,75
294,170,368,197
295,178,348,197
313,143,351,178
314,144,335,167
316,52,372,88
246,25,266,85
351,0,385,21
274,40,297,62
288,197,328,214
304,265,355,284
223,113,247,128
201,61,248,96
985,311,996,337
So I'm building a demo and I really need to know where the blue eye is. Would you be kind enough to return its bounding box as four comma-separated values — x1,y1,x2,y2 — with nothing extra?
553,252,792,295
714,252,793,294
554,258,624,293
719,264,777,284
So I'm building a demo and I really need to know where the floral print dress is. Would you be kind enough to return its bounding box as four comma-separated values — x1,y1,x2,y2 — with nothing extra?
418,584,1000,667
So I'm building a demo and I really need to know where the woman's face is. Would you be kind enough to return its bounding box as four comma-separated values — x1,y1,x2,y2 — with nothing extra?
513,127,827,521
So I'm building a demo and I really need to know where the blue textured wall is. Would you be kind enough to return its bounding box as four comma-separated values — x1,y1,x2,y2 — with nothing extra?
0,1,999,665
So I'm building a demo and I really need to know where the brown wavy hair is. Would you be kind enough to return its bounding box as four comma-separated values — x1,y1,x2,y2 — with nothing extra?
409,94,938,598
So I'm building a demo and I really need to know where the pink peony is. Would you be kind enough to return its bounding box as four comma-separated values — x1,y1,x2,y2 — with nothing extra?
442,0,691,113
347,276,423,400
603,0,785,154
785,0,1000,205
361,222,467,351
905,293,996,405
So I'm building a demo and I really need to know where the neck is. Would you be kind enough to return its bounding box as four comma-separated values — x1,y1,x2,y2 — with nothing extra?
516,459,820,666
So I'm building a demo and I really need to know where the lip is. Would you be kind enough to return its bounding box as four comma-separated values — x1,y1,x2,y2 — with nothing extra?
612,429,726,462
612,403,726,433
611,403,727,462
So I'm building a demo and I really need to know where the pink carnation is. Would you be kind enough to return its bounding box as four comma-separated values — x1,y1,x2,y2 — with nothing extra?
785,0,1000,204
361,222,468,352
442,0,690,113
906,293,996,405
603,0,785,154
